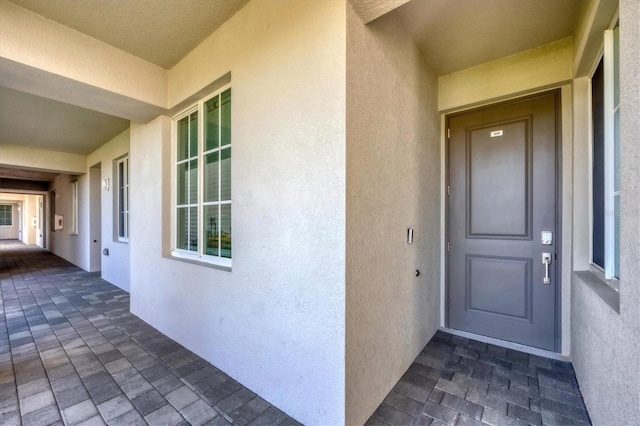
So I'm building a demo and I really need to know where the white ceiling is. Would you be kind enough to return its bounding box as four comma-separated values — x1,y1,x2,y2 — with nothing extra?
8,0,251,69
0,86,129,155
396,0,588,75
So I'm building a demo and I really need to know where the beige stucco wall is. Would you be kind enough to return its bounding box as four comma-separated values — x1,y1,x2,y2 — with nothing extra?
48,173,86,268
131,1,346,424
0,200,19,239
43,129,132,289
570,0,640,424
0,143,86,175
346,5,441,424
438,38,573,112
87,129,131,291
0,193,39,243
23,194,38,245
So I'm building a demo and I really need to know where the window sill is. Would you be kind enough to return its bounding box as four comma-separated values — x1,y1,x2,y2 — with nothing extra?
574,270,620,313
166,252,232,272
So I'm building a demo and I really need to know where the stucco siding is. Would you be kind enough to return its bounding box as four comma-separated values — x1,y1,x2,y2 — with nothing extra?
570,1,640,424
0,202,19,239
438,38,573,112
87,129,131,291
130,1,346,424
346,5,441,424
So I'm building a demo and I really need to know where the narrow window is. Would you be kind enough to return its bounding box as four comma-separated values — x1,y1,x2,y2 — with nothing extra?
173,87,231,266
70,180,78,234
117,156,130,241
0,204,12,226
591,23,620,280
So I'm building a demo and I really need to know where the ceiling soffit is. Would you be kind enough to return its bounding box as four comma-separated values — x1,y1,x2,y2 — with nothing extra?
7,0,251,69
395,0,587,75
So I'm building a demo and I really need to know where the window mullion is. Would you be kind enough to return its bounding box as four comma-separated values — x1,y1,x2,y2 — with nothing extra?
218,94,222,257
198,102,205,257
127,159,130,239
125,158,129,240
187,113,197,252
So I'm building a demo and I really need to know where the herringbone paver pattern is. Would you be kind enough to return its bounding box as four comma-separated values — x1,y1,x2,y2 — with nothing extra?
367,331,591,426
0,241,300,426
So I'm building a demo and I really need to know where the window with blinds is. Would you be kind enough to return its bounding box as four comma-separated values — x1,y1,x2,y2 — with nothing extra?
173,87,232,267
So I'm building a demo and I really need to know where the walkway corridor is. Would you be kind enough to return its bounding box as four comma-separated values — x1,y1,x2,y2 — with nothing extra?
1,241,591,425
0,241,298,426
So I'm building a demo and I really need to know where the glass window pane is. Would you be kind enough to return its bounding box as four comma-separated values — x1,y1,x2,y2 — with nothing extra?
204,152,219,202
205,96,220,151
221,89,231,147
189,113,198,158
119,210,125,237
220,204,231,258
189,159,198,204
221,148,231,201
0,205,10,226
177,117,189,161
615,194,620,278
203,205,219,257
176,207,188,250
118,161,125,237
189,207,198,251
614,109,620,192
177,163,188,205
592,60,605,268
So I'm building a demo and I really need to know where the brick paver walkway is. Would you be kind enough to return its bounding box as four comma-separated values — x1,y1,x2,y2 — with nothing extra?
0,241,299,426
1,241,592,426
367,332,591,426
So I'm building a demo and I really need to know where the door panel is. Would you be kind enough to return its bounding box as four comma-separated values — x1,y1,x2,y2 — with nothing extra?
448,91,558,351
469,119,530,237
467,255,532,320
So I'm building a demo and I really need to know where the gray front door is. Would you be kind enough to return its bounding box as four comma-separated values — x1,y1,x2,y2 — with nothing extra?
447,91,559,351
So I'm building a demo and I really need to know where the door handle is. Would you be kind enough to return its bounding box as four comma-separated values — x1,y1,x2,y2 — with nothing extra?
542,253,552,285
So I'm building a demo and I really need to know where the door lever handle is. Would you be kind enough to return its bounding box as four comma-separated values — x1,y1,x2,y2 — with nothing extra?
542,253,552,285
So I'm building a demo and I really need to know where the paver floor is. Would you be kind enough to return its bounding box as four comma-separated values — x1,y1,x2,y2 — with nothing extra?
367,332,591,426
1,241,592,426
0,241,299,426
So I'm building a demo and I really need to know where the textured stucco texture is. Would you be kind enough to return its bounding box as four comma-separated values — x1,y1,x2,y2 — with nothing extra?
131,1,346,424
570,0,640,424
346,5,441,425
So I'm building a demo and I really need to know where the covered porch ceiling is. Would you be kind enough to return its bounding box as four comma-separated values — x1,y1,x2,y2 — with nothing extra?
0,0,591,181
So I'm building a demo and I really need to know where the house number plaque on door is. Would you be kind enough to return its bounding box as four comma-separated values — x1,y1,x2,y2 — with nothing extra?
490,130,503,137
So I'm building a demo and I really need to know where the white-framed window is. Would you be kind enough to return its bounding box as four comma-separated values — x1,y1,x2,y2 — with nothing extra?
591,21,620,280
0,204,12,226
172,86,231,266
70,180,78,234
116,156,130,242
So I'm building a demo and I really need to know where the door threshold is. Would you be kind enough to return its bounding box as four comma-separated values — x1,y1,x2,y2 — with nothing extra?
441,327,569,362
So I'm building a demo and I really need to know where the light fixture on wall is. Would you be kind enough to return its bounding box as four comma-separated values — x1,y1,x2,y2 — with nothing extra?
102,177,110,191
